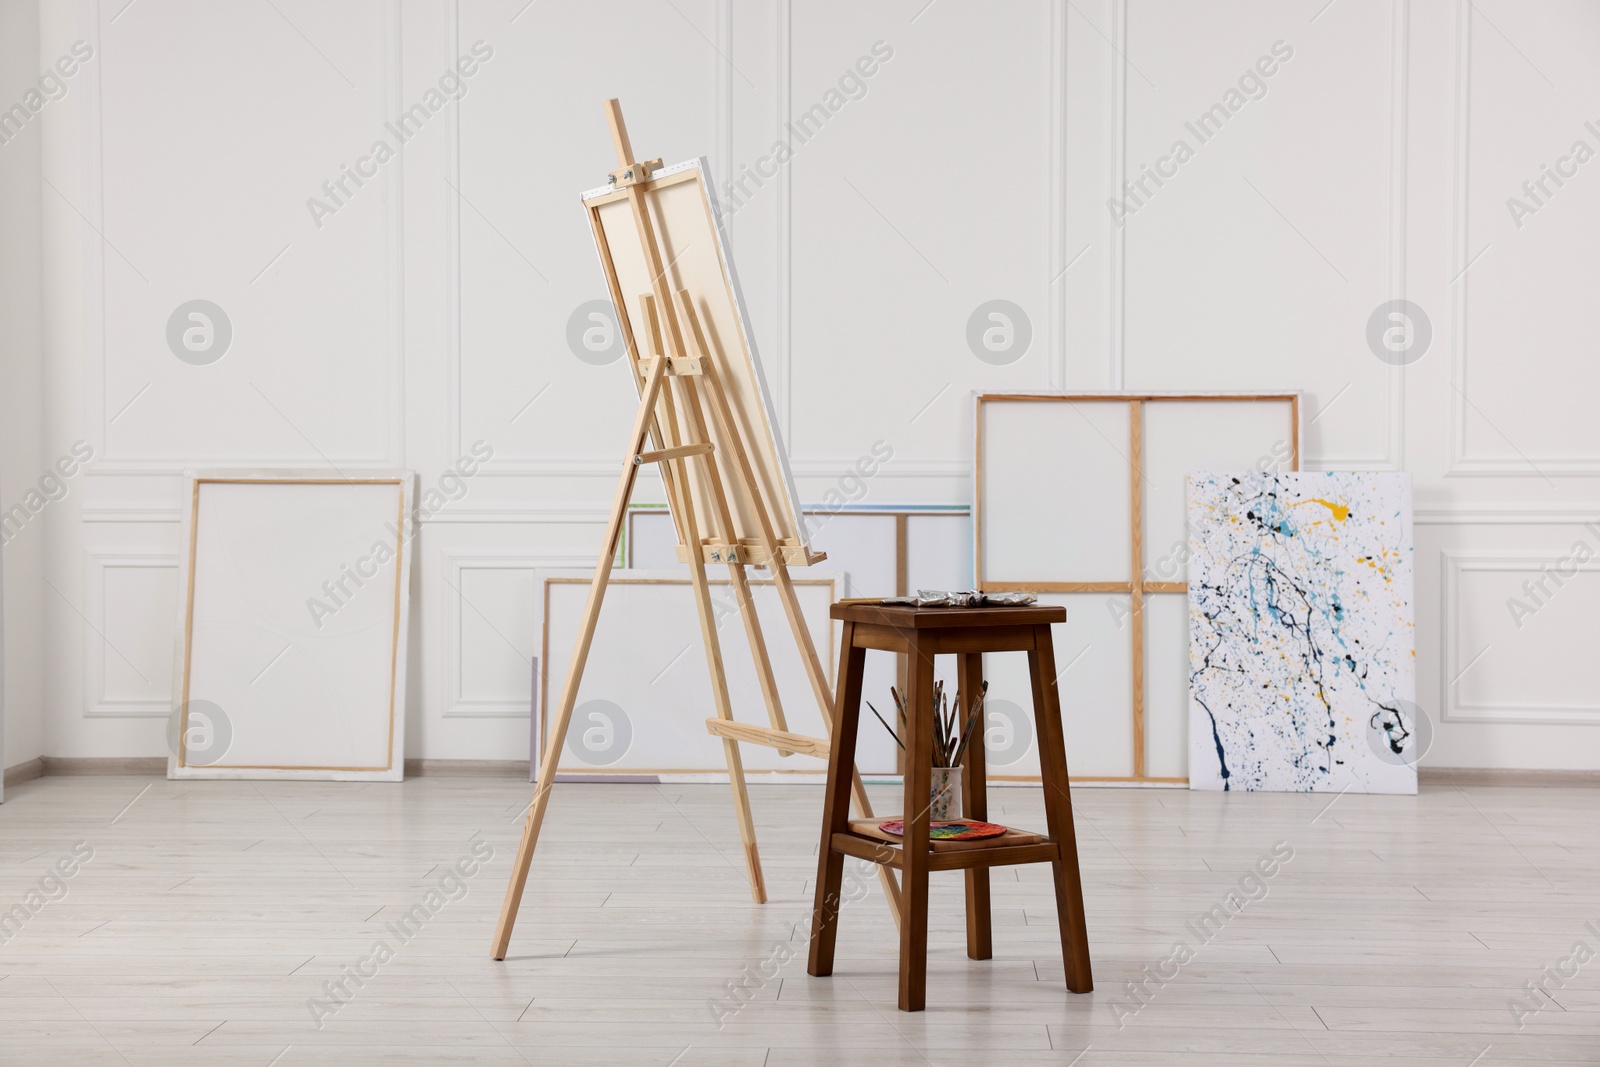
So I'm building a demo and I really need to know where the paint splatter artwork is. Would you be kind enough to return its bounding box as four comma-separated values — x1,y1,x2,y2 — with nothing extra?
1188,472,1416,794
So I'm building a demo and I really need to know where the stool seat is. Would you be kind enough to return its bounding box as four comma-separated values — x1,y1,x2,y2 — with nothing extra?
805,600,1094,1012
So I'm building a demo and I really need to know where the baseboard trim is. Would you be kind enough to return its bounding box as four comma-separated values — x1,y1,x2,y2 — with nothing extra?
4,758,44,787
1420,766,1600,787
7,758,1592,787
7,758,530,780
403,759,529,777
40,757,167,776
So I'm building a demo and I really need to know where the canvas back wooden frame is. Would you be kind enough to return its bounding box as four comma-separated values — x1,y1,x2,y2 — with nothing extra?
974,392,1301,784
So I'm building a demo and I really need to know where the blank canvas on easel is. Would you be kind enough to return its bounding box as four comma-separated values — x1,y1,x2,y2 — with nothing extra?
583,160,813,566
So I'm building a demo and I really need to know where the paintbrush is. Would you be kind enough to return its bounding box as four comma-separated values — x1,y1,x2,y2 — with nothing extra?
948,681,989,769
890,686,908,734
865,700,906,751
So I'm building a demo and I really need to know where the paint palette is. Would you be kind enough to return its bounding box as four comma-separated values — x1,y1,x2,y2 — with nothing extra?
877,819,1007,841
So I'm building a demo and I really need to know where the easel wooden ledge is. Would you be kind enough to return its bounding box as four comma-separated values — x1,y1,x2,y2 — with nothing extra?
491,100,901,960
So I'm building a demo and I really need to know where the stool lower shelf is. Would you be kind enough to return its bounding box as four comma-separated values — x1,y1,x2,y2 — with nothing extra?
839,819,1058,872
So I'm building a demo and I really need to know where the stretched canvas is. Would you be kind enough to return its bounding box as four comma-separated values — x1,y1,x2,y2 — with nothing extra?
168,471,414,781
1187,472,1415,794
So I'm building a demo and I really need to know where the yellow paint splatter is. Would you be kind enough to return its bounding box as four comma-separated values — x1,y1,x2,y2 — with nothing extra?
1294,498,1350,521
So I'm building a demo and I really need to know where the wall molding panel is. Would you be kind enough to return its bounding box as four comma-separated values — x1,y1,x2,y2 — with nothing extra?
440,551,590,718
448,1,735,480
1417,506,1600,526
83,0,406,477
1446,0,1600,478
81,552,177,719
1440,550,1600,725
1291,0,1407,472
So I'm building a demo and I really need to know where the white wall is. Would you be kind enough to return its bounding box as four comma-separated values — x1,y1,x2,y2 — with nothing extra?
14,0,1600,771
1,0,47,787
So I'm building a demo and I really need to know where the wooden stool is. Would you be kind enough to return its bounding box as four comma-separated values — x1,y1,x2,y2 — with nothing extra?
805,601,1093,1011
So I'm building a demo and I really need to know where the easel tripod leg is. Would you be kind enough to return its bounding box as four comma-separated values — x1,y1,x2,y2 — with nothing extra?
659,373,769,903
717,736,766,903
766,564,903,931
682,532,768,903
490,358,667,960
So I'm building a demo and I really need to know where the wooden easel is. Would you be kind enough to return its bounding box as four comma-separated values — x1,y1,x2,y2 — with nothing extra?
491,100,900,959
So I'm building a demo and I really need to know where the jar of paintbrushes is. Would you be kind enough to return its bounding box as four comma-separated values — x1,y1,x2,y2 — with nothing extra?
867,680,988,820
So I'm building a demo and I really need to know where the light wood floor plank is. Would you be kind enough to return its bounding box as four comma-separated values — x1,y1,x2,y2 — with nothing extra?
0,775,1595,1061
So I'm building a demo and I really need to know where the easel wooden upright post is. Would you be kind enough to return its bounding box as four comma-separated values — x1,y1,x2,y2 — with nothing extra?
492,100,900,960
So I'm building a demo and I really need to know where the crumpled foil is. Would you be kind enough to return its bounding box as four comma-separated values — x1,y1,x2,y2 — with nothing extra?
879,589,1038,608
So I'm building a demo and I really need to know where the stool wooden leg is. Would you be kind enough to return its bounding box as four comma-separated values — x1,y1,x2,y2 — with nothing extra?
1029,625,1093,993
957,651,992,961
807,622,865,979
899,641,935,1012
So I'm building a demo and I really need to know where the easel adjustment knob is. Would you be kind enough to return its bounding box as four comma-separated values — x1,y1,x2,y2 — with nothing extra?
607,157,664,189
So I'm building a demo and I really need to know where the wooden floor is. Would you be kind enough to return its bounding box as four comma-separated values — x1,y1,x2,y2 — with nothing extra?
0,775,1597,1065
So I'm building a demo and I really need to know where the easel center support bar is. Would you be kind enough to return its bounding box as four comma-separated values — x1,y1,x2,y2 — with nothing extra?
635,442,713,466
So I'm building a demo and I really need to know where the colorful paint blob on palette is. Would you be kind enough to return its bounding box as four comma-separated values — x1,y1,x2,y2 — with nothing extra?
878,820,1006,841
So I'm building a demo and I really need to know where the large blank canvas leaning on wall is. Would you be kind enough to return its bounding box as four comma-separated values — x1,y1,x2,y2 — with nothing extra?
975,394,1299,783
539,569,836,776
169,473,414,781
